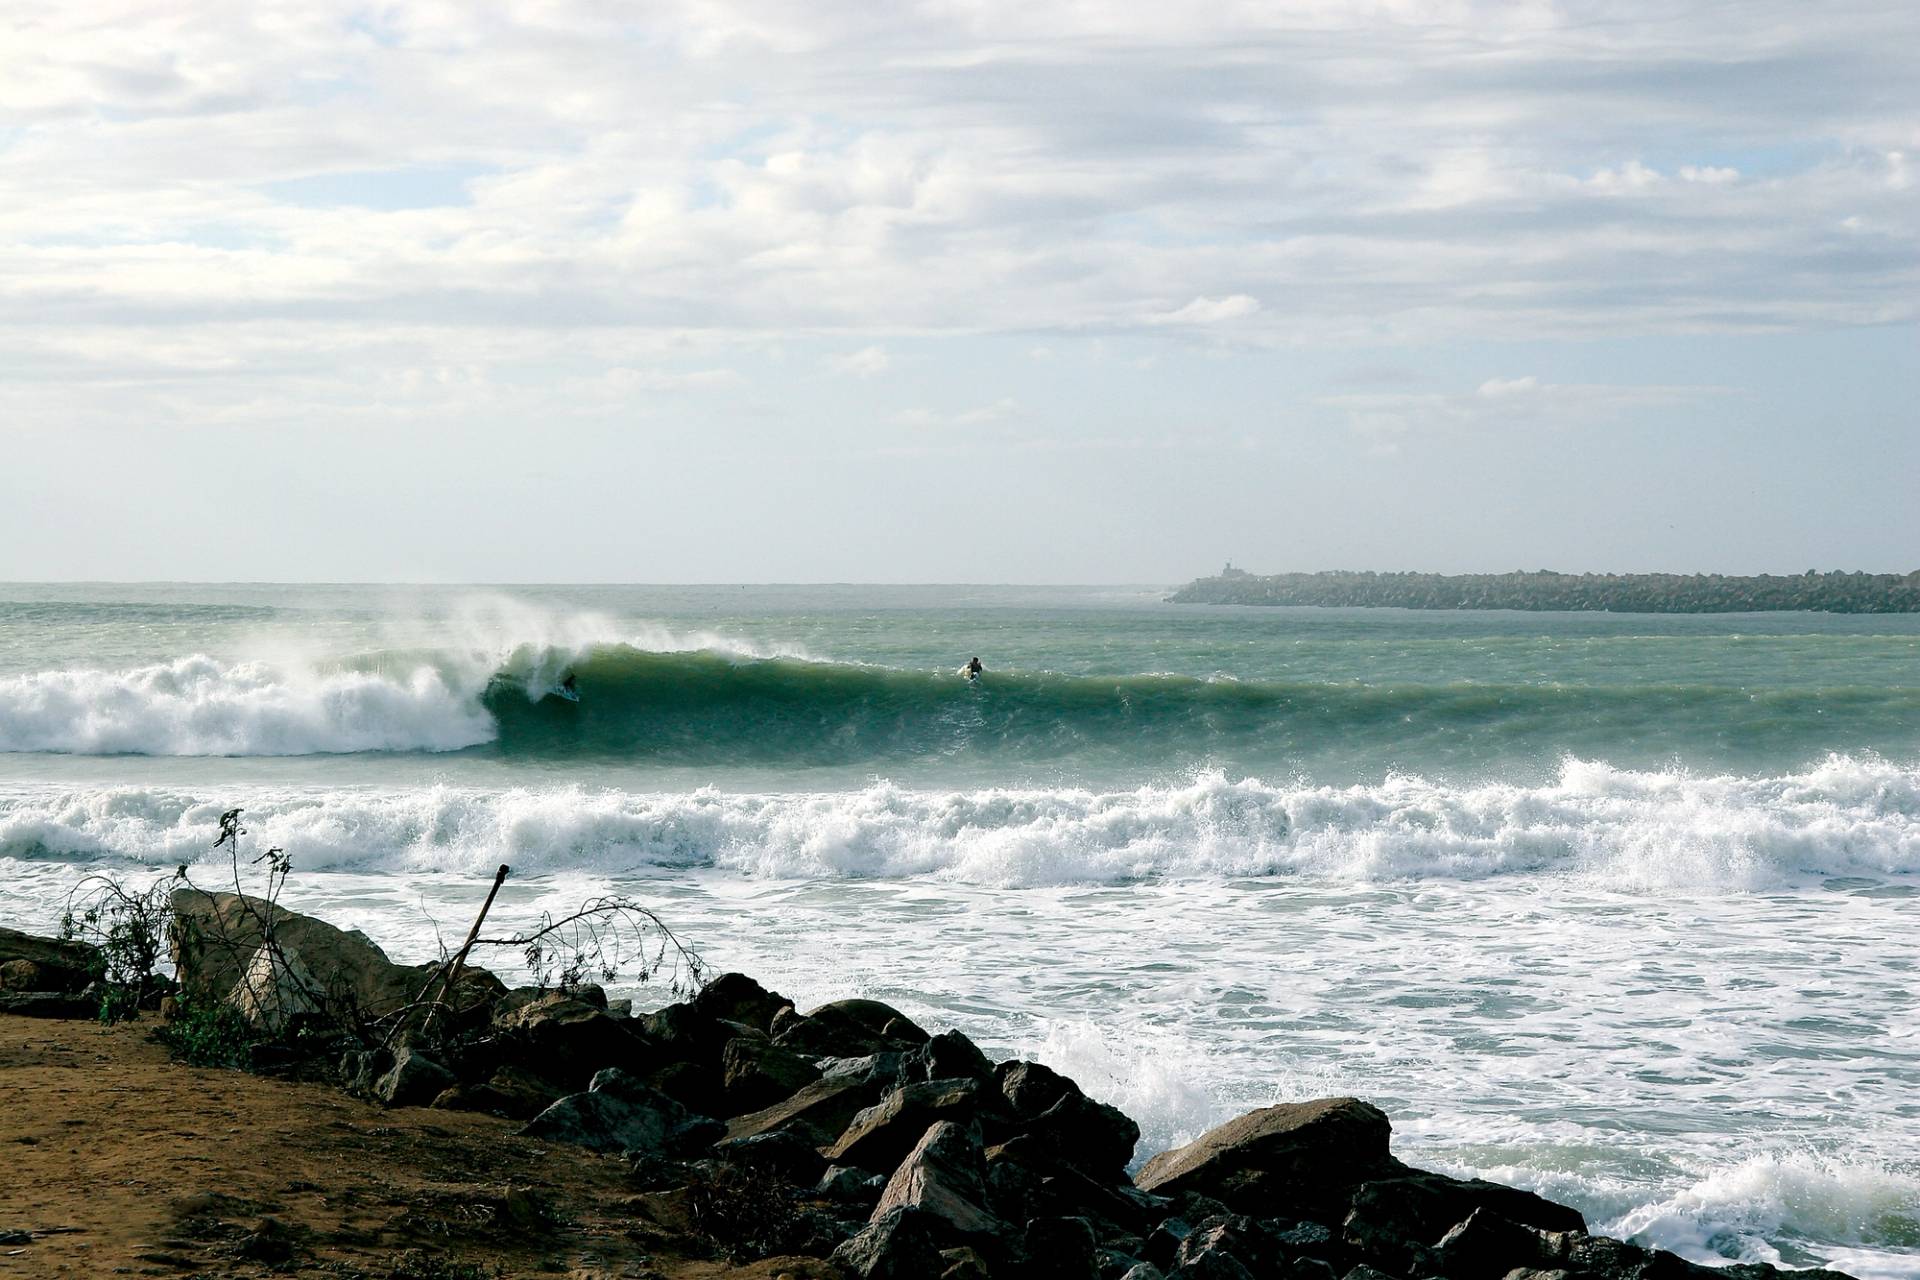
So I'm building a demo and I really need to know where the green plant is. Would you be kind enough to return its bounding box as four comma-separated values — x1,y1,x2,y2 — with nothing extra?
59,865,186,1023
155,995,259,1068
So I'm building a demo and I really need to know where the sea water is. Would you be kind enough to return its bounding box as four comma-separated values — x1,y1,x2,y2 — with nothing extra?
1,583,1915,1276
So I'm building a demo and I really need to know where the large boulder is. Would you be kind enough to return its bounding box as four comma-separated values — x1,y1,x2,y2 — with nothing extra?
720,1036,822,1114
170,890,501,1027
725,1076,883,1147
826,1078,983,1172
1342,1170,1585,1267
992,1058,1140,1178
774,997,930,1057
373,1047,458,1108
227,943,324,1034
517,1067,721,1156
1135,1099,1397,1219
831,1206,944,1279
494,991,661,1090
871,1121,1003,1246
0,927,98,992
690,972,793,1033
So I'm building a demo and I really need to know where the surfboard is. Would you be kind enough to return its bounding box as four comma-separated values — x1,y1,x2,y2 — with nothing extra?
553,685,581,703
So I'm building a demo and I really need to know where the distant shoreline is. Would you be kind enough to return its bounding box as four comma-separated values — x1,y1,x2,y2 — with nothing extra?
1169,568,1920,613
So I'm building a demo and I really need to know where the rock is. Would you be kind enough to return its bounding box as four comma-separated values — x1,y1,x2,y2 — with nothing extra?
939,1244,993,1279
830,1206,944,1279
721,1036,823,1114
1025,1215,1100,1279
1343,1171,1584,1266
775,998,931,1056
518,1068,722,1156
692,972,793,1033
827,1078,983,1172
496,993,662,1090
1341,1267,1401,1280
432,1065,566,1120
1135,1098,1398,1219
226,943,324,1035
1435,1208,1555,1280
0,990,97,1018
0,927,97,992
1173,1216,1281,1277
818,1164,889,1206
998,1059,1076,1118
872,1121,1004,1245
1146,1218,1198,1270
725,1076,883,1147
908,1029,995,1083
374,1047,458,1107
817,1052,912,1090
1023,1089,1141,1178
712,1130,828,1184
1501,1271,1573,1280
1121,1266,1168,1280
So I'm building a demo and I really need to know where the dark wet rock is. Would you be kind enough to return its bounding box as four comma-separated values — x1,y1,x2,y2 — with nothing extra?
830,1205,944,1279
908,1029,995,1083
817,1051,912,1091
0,927,98,992
1025,1215,1100,1279
648,1059,722,1116
712,1130,827,1184
1501,1270,1573,1280
373,1047,457,1107
636,1000,736,1067
518,1067,722,1156
991,1058,1139,1177
775,997,931,1057
818,1164,888,1206
495,991,660,1090
1341,1267,1402,1280
725,1076,884,1148
1135,1098,1397,1219
721,1036,822,1114
1146,1217,1199,1270
1345,1171,1584,1268
1173,1215,1282,1277
692,972,793,1033
827,1078,983,1172
998,1058,1077,1118
1435,1208,1556,1280
872,1120,1003,1246
1099,1249,1153,1280
1120,1265,1168,1280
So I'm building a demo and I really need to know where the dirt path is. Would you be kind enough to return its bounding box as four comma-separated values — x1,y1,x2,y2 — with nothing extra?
0,1016,831,1279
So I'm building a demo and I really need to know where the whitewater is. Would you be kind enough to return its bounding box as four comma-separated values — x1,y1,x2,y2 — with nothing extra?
1,582,1916,1276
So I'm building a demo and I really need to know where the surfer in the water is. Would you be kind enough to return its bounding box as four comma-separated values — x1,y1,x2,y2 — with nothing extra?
560,672,578,697
963,656,983,680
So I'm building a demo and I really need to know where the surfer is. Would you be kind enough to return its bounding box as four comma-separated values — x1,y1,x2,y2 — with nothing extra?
560,672,578,698
963,656,983,681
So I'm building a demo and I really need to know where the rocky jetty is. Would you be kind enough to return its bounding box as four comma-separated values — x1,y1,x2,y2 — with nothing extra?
1,905,1860,1280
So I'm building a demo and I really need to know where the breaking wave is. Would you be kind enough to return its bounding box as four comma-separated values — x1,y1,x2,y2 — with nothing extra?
2,757,1916,888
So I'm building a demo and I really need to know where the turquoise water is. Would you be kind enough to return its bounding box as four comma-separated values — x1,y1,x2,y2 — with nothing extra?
1,583,1916,1276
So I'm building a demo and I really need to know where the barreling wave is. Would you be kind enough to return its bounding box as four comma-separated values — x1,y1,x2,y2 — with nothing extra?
3,757,1917,888
5,641,1920,768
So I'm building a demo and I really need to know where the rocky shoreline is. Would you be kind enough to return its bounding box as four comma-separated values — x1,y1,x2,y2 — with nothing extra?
2,905,1858,1280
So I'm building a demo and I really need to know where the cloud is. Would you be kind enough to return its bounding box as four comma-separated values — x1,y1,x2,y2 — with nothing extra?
1323,375,1733,446
0,0,1914,413
828,345,891,378
1151,295,1262,326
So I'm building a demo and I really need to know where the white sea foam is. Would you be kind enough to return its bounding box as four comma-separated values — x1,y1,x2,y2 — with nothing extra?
2,758,1916,887
0,656,496,756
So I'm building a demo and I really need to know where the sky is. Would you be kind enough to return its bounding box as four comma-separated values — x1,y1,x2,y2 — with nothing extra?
2,0,1916,583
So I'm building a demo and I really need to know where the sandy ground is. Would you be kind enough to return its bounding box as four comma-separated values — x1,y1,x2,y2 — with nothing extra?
0,1015,837,1280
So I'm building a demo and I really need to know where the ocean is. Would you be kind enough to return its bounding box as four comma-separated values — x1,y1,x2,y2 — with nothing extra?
1,582,1915,1276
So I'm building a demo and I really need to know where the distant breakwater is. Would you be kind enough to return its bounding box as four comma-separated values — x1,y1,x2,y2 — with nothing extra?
1169,569,1920,613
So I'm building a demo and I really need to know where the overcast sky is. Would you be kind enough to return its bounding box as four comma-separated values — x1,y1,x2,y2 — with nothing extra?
3,1,1915,582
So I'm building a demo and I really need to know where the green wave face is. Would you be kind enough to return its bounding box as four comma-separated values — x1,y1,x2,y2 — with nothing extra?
477,644,1920,773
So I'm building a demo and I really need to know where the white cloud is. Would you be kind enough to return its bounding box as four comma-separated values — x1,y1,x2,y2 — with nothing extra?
828,345,891,377
1325,375,1733,442
1151,295,1263,326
